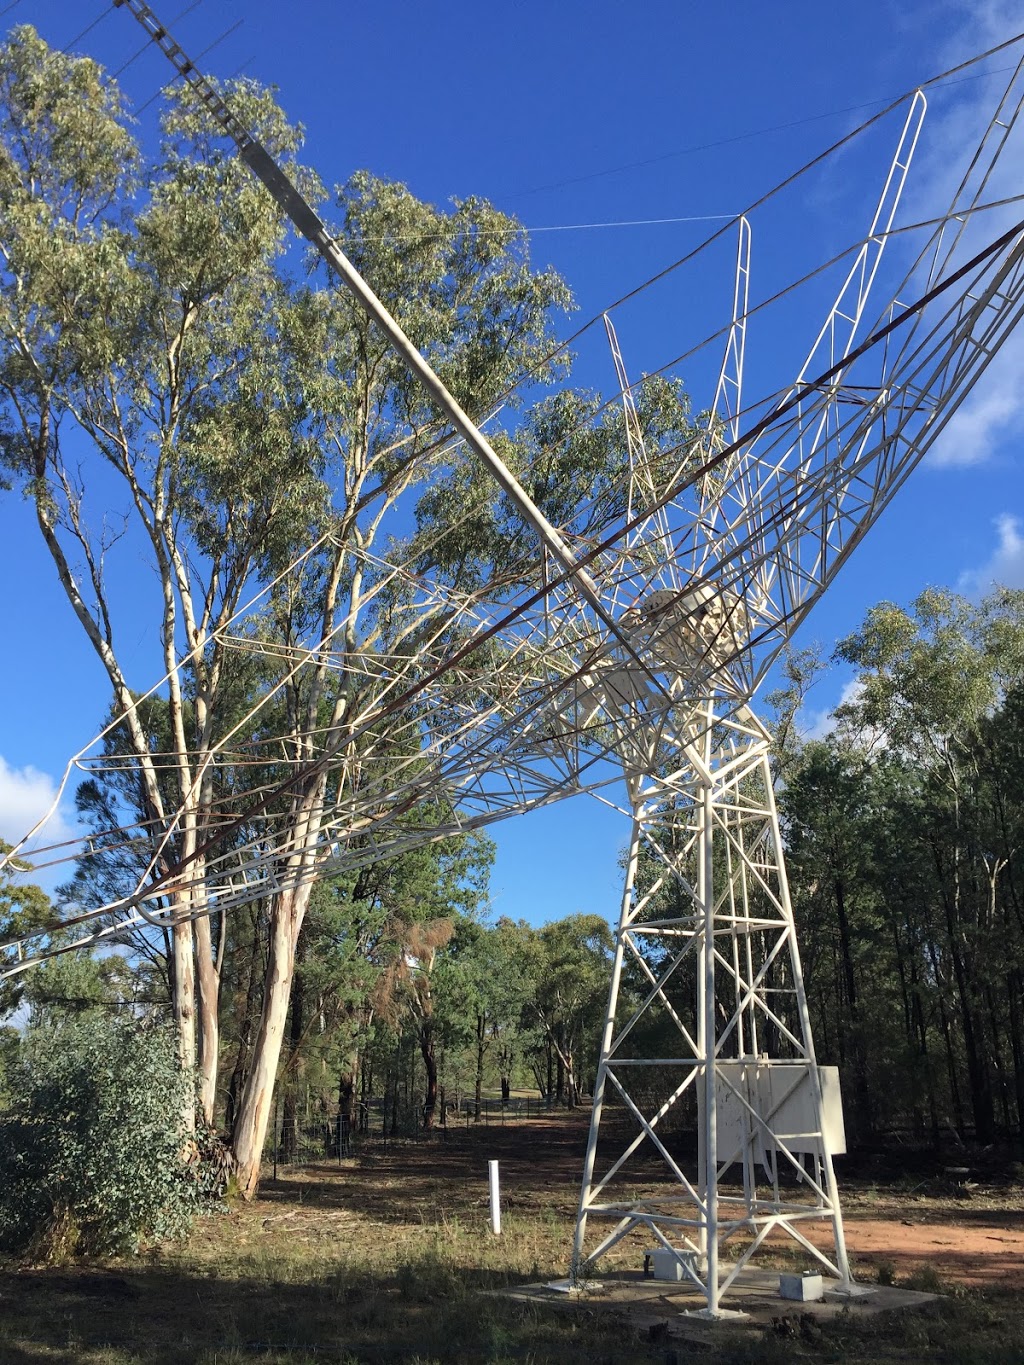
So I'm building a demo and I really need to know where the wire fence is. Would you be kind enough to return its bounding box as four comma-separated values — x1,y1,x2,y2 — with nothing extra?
266,1094,568,1175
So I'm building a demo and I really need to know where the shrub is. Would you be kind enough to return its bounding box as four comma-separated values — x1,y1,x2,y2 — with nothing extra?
0,1014,200,1258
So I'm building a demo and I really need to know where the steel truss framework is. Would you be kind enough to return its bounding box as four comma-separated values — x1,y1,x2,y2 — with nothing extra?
2,2,1024,1315
571,702,852,1315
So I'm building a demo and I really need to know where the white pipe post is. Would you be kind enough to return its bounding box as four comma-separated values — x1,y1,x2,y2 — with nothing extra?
488,1159,501,1235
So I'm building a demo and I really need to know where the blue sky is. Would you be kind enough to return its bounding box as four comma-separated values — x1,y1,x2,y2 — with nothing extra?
1,0,1022,919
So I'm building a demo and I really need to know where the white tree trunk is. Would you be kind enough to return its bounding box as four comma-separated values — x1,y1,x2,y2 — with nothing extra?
231,881,312,1196
195,911,220,1125
171,915,197,1130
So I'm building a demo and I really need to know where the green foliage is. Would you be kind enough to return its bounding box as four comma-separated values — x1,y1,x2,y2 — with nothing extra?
0,27,702,1163
776,586,1024,1145
0,842,53,1019
0,1025,19,1107
415,374,697,589
0,1015,200,1258
522,914,613,1105
1,844,146,1035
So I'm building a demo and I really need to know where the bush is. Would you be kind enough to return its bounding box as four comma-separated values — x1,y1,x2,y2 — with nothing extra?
0,1015,200,1258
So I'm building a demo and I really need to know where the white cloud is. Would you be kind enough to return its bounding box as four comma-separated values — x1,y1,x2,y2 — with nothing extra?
798,677,893,752
799,678,863,742
0,755,75,862
947,0,1021,52
958,513,1024,594
798,702,833,743
930,336,1024,467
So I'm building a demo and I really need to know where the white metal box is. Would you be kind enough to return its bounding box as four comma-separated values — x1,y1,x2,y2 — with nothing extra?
644,1248,697,1282
715,1063,846,1167
779,1272,824,1302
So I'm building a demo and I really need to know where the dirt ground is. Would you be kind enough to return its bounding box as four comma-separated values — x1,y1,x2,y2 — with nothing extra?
253,1108,1024,1289
802,1207,1024,1287
3,1109,1024,1364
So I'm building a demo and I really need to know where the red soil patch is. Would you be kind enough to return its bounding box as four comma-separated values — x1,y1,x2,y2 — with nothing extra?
808,1209,1024,1289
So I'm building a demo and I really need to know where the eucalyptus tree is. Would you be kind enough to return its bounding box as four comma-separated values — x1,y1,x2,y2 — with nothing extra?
0,843,53,1020
1,844,139,1038
0,26,617,1189
272,818,493,1137
525,914,614,1107
778,739,891,1138
442,914,533,1113
832,587,1024,1142
0,26,325,1127
774,588,1024,1144
0,22,701,1189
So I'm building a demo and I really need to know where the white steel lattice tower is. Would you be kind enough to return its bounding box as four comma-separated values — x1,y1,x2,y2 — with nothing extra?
567,61,1024,1308
570,699,852,1314
562,100,919,1304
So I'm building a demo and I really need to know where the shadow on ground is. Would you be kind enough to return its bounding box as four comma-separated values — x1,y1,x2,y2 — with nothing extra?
0,1257,689,1365
3,1113,1024,1364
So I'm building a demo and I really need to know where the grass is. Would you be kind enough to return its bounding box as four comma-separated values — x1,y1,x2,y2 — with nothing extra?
1,1113,1023,1363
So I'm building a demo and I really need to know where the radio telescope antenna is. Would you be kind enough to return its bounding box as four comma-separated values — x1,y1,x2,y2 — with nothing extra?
4,3,1024,1313
567,72,1024,1311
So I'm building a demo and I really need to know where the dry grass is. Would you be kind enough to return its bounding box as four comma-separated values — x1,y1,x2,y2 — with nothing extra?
1,1111,1023,1364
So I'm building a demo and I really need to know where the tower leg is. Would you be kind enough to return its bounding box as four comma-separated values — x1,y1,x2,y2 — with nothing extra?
572,813,642,1280
762,747,853,1289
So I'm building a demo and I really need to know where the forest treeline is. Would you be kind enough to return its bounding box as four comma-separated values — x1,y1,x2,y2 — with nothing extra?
4,586,1023,1159
775,586,1024,1148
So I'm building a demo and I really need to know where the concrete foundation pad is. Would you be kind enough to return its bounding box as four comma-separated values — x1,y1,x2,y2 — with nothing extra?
499,1269,939,1339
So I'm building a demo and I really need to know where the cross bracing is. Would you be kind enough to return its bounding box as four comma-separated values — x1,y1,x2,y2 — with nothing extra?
2,2,1024,1313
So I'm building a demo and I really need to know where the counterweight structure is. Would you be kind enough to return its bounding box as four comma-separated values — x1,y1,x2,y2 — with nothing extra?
4,3,1024,1314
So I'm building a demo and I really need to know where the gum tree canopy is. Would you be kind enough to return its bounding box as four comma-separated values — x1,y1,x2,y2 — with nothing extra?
0,28,694,1193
